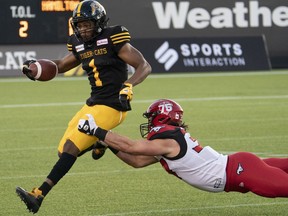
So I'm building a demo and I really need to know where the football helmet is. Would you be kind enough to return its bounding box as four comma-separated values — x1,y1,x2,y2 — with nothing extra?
140,99,184,138
71,0,108,43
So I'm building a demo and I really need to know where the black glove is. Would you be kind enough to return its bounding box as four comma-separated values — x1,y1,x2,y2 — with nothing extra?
22,60,36,81
119,83,133,110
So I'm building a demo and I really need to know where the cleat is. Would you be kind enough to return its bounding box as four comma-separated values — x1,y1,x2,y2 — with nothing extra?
16,187,44,214
92,141,107,160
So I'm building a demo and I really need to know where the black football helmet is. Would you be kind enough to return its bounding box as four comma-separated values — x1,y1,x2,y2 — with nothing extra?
140,99,184,138
71,0,108,43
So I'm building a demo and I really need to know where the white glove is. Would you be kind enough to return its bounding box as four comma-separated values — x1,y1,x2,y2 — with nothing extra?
78,114,98,135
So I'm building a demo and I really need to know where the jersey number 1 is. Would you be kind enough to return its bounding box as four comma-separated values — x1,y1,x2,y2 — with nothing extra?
89,59,103,86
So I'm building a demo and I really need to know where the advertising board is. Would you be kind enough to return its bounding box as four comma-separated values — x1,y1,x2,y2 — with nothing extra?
132,36,271,73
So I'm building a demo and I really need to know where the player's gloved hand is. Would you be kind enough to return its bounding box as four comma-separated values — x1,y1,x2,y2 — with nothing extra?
22,60,36,81
78,114,98,136
78,114,108,140
119,83,133,109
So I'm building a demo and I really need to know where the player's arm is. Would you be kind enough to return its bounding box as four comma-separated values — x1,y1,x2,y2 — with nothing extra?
117,43,152,109
118,43,152,87
51,52,81,74
115,151,159,168
78,114,177,156
21,53,81,80
104,131,175,156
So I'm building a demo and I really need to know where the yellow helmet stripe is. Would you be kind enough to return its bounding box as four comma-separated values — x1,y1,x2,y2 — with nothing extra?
76,1,84,17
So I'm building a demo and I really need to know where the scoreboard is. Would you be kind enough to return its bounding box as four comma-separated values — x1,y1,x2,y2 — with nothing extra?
1,0,80,44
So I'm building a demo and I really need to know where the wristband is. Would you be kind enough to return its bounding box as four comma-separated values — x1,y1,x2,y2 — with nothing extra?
108,146,119,155
94,127,108,141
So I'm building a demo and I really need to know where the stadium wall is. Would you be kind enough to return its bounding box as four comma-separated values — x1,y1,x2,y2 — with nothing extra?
1,0,287,77
104,0,287,69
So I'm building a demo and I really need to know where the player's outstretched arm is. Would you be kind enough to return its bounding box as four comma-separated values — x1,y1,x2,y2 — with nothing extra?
115,151,158,168
78,114,174,156
52,53,81,74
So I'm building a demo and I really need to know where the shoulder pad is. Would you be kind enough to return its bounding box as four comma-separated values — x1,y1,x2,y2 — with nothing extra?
147,125,182,140
67,34,81,52
109,25,131,46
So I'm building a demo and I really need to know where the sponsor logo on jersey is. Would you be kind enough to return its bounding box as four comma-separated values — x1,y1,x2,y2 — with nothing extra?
76,44,85,52
236,163,244,175
214,178,222,188
97,39,108,46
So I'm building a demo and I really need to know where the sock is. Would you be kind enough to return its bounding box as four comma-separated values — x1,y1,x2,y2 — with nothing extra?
39,182,52,196
45,152,77,194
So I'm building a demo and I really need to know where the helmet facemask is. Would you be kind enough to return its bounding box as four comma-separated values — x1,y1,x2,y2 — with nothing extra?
140,111,157,138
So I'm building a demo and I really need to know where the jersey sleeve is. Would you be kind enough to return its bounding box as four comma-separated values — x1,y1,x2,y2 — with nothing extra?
66,34,80,60
110,25,131,53
148,126,188,160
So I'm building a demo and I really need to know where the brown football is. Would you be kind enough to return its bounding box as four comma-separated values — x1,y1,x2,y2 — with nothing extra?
29,59,58,81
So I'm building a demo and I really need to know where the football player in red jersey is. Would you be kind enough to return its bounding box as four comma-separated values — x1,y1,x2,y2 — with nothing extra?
78,99,288,198
16,0,151,213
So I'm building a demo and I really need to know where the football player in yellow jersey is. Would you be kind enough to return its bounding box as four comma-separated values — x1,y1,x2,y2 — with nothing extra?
16,0,151,213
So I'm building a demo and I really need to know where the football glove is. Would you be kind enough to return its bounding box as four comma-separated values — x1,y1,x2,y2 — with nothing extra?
78,114,98,136
119,83,133,110
22,59,36,81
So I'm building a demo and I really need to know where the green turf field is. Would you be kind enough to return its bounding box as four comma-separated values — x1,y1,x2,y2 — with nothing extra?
1,70,288,215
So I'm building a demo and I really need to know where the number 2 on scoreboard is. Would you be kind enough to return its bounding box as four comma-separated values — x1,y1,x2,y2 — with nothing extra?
19,21,28,38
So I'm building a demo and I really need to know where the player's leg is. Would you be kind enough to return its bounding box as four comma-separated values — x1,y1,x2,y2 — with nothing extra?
262,158,288,173
89,105,127,160
43,105,117,193
16,104,127,213
16,139,79,213
59,104,126,158
225,152,288,198
16,104,95,213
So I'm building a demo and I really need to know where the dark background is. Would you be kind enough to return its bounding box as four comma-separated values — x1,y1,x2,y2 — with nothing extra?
1,0,287,69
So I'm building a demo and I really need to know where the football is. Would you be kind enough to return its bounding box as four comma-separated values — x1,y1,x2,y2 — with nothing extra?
29,59,58,81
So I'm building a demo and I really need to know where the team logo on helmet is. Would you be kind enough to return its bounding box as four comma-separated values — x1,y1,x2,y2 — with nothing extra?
90,2,97,16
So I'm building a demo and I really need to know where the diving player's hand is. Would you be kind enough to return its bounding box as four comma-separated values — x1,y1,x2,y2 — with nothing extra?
22,60,36,81
119,83,133,109
78,114,98,135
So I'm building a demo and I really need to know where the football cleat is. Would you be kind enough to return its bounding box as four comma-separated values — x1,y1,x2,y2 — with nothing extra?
92,141,107,160
16,187,44,214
